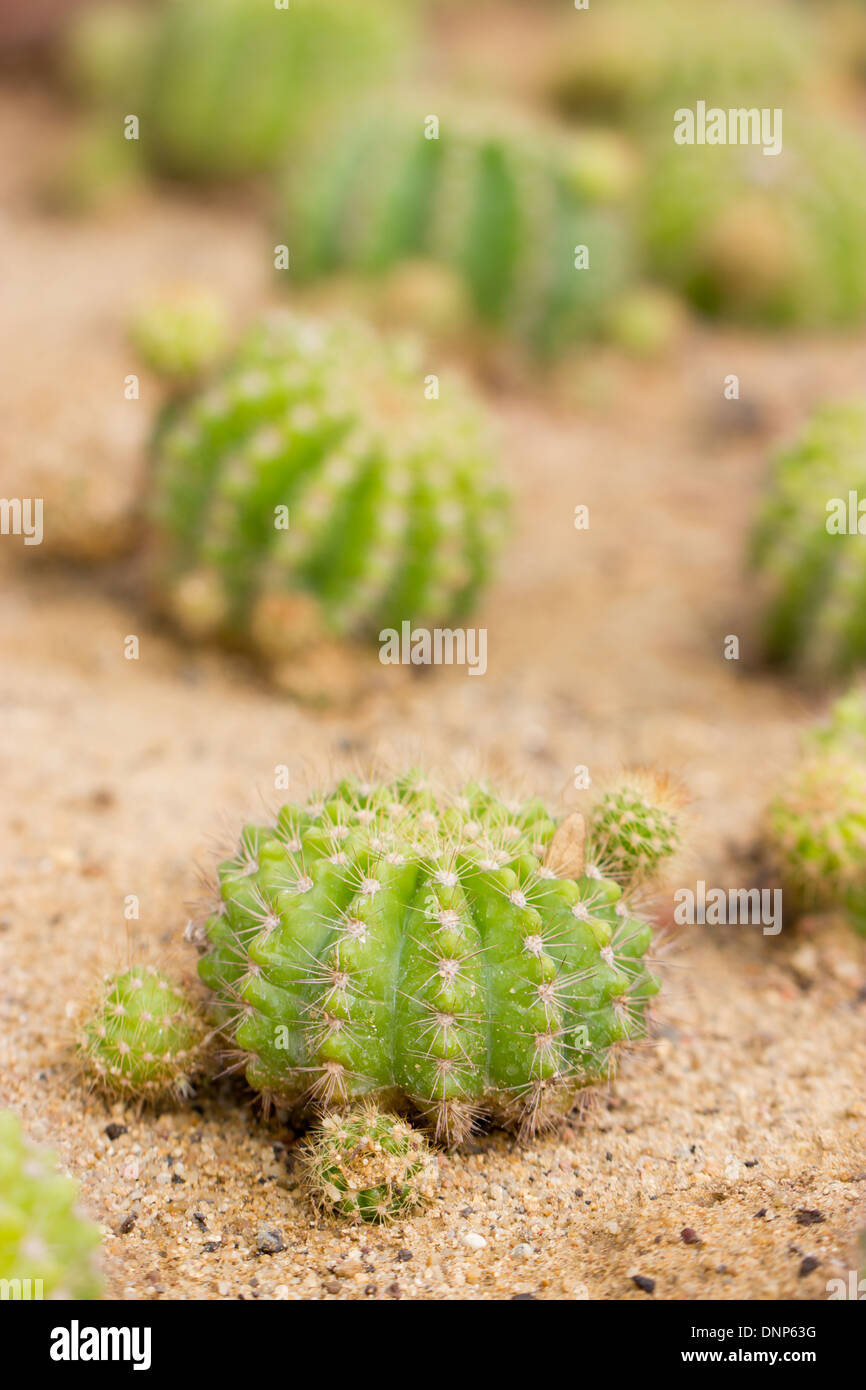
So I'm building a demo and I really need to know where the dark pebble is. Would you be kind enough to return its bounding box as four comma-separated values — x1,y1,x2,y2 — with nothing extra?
632,1275,655,1294
117,1213,137,1235
795,1209,825,1227
256,1227,284,1255
753,1209,767,1219
680,1228,700,1245
202,1241,221,1253
511,1292,536,1300
396,1249,413,1262
105,1123,127,1141
385,1283,401,1298
799,1256,820,1277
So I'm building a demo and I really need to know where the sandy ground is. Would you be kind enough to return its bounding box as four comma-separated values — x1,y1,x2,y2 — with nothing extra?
1,87,865,1300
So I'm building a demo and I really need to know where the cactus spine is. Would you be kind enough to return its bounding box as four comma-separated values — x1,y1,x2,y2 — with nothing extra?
148,312,507,664
78,966,207,1102
752,402,866,676
303,1106,437,1222
192,773,660,1144
0,1111,102,1299
284,106,635,358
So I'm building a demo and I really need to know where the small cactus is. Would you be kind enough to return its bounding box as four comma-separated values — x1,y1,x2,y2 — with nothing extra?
77,965,207,1103
192,772,660,1144
643,119,866,328
302,1106,437,1222
547,0,814,126
130,287,230,383
764,691,866,934
148,312,507,668
588,772,685,887
751,402,866,676
0,1110,102,1299
283,105,636,359
65,0,411,181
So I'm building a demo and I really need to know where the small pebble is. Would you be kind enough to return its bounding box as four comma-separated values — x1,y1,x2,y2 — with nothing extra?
799,1256,820,1277
256,1226,284,1255
105,1123,127,1141
680,1227,700,1245
463,1232,487,1251
631,1274,655,1294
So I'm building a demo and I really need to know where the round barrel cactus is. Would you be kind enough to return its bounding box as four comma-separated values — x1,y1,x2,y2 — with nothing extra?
148,312,508,664
643,119,866,327
283,105,636,359
78,966,207,1103
751,402,866,676
303,1106,438,1222
589,772,684,885
65,0,411,181
191,773,660,1144
0,1111,102,1300
764,690,866,934
546,0,814,126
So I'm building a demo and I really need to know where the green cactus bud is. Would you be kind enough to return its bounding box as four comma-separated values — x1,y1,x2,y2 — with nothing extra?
589,772,685,887
0,1110,102,1299
604,286,686,358
764,691,866,934
643,119,866,328
283,105,636,359
751,402,866,676
78,966,207,1103
302,1105,438,1222
148,312,508,665
130,287,230,383
192,773,660,1144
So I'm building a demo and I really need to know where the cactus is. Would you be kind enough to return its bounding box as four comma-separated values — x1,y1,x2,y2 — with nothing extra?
642,119,866,328
751,403,866,676
0,1110,102,1299
546,0,815,127
65,0,411,182
283,105,636,359
588,772,684,887
191,772,660,1144
130,287,230,383
302,1105,438,1222
764,691,866,934
77,965,207,1103
148,312,507,666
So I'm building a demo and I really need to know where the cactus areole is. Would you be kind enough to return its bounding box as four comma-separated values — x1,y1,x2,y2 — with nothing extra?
193,774,659,1143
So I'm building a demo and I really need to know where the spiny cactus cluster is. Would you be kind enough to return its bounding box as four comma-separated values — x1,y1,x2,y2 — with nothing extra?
284,105,636,359
0,1110,102,1299
588,772,684,885
65,0,410,181
751,402,866,676
148,312,507,666
764,690,866,934
78,965,207,1102
303,1105,438,1223
643,120,866,328
546,0,814,126
191,772,660,1144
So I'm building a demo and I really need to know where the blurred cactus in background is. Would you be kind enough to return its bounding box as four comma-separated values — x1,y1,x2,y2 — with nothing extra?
751,403,866,676
147,311,508,677
283,104,637,360
64,0,414,181
643,120,866,328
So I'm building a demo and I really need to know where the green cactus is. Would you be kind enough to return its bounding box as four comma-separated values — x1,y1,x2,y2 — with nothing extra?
65,0,412,182
302,1105,438,1222
751,402,866,676
0,1111,102,1299
78,966,207,1103
547,0,816,127
764,691,866,934
191,772,660,1144
588,772,684,886
283,105,636,359
148,312,507,665
643,118,866,328
130,287,230,383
